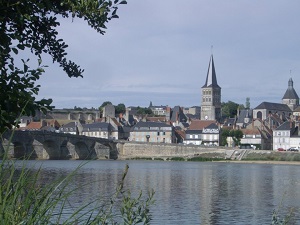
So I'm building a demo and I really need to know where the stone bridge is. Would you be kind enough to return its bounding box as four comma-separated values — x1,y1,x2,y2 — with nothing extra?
1,131,118,160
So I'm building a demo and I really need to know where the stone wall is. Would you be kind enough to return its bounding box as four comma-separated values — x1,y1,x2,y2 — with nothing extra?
117,141,227,159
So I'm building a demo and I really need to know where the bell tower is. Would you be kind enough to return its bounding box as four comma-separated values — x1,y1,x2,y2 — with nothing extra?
201,54,221,121
282,77,299,110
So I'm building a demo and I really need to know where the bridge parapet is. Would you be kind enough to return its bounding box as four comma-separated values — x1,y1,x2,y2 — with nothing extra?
1,131,115,160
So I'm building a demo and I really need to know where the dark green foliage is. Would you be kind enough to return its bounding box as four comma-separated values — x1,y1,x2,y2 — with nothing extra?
0,0,126,132
220,128,230,146
220,128,243,146
130,157,153,160
153,158,164,161
221,101,240,118
115,103,126,115
136,107,153,116
188,157,225,162
169,157,185,161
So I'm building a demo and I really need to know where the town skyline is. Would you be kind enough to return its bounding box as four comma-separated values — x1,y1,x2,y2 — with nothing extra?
35,1,300,109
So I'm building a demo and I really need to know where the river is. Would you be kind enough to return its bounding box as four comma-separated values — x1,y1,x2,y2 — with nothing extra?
15,160,300,224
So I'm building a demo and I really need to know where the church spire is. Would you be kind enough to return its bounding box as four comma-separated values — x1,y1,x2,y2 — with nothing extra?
202,54,220,88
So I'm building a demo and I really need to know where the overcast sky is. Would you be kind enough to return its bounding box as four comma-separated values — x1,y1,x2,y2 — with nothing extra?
36,0,300,109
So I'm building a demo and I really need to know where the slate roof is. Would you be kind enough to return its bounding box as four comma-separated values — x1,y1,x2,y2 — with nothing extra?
146,117,166,122
282,78,299,100
132,121,172,130
236,109,252,124
276,121,292,131
202,54,220,88
82,122,110,131
254,102,292,111
170,106,188,123
63,122,77,128
294,106,300,112
204,123,219,129
185,130,202,134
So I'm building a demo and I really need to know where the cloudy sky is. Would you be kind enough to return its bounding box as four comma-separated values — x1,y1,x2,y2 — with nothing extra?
36,0,300,109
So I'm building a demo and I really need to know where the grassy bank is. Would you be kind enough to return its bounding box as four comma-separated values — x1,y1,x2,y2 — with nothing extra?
243,152,300,162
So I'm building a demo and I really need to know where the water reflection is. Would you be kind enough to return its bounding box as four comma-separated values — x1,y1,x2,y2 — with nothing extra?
14,160,300,224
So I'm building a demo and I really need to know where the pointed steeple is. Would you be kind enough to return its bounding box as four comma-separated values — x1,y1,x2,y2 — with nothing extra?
202,54,220,88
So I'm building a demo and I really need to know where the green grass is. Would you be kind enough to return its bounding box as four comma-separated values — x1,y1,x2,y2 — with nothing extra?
188,157,225,162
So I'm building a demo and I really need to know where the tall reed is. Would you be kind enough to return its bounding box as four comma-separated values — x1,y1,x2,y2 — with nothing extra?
0,129,154,224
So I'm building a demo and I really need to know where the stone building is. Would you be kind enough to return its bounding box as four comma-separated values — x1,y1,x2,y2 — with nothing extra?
201,54,221,121
129,121,174,143
282,78,299,111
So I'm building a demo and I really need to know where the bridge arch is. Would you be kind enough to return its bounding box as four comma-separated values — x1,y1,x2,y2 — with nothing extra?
13,141,26,159
43,140,60,159
75,141,94,159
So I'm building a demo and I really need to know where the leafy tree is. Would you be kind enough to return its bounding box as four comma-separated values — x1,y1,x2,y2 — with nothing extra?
137,107,153,116
115,103,126,115
230,129,243,146
221,129,244,146
221,101,240,118
0,0,126,133
220,128,230,146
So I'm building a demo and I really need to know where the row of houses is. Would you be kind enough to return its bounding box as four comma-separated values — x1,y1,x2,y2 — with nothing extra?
17,101,300,150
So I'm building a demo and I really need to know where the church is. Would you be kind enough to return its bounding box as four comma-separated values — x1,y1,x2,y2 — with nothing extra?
200,54,221,121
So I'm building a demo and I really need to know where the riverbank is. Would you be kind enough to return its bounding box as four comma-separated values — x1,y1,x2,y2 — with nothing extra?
217,160,300,165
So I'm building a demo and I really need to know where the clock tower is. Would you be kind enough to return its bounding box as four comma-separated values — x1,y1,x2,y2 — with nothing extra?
201,54,221,121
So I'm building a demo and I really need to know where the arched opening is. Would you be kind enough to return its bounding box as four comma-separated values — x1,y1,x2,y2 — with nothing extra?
257,111,262,120
13,142,26,159
43,140,60,159
75,141,92,159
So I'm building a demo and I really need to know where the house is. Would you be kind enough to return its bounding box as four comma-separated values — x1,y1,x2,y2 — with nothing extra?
149,104,167,116
184,130,202,145
183,120,220,146
60,121,83,135
20,121,44,131
129,121,174,143
82,122,116,139
273,121,296,150
240,129,263,149
202,123,220,146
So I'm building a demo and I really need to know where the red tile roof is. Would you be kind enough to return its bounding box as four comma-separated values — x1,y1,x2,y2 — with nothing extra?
188,120,217,130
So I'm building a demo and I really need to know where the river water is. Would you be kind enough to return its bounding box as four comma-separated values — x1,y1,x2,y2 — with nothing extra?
16,160,300,224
